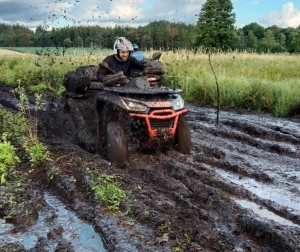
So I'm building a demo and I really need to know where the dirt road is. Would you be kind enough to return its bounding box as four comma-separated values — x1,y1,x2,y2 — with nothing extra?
0,83,300,251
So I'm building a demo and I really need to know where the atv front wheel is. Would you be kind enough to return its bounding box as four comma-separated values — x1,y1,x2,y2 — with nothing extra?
106,122,127,164
61,114,78,144
174,116,191,154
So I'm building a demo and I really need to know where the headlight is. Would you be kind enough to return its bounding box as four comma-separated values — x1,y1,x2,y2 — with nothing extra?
171,96,185,110
122,99,148,112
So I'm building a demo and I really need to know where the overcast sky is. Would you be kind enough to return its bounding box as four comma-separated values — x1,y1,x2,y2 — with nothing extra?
0,0,299,30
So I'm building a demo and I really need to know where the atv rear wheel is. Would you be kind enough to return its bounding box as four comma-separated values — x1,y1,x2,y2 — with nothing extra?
106,122,127,164
61,114,78,144
174,116,191,154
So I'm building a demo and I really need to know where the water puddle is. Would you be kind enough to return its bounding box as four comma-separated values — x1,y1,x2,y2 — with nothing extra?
216,169,300,214
234,199,299,228
0,192,106,251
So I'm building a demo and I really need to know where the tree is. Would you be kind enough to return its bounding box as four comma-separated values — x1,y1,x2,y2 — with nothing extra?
194,0,238,51
260,29,285,53
166,24,178,49
85,37,92,47
289,30,300,53
5,35,14,46
242,22,265,40
18,33,30,46
63,38,72,48
74,36,83,47
247,30,258,51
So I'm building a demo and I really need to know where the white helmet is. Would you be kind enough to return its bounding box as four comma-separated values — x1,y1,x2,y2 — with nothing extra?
113,37,133,54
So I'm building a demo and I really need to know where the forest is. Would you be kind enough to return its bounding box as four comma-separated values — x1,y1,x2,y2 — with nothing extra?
0,20,300,54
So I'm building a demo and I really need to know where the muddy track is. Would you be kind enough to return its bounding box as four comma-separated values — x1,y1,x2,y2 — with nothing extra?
0,84,300,251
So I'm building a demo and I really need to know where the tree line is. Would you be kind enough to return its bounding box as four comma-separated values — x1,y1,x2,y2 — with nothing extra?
0,0,300,53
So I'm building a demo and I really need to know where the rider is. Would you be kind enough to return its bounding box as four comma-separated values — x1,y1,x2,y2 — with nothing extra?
131,43,145,61
97,37,145,84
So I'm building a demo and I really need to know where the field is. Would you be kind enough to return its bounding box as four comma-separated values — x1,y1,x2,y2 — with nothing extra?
1,47,300,117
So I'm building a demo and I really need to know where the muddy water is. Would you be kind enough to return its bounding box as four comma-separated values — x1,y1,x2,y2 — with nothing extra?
186,104,300,225
235,199,299,228
0,193,106,251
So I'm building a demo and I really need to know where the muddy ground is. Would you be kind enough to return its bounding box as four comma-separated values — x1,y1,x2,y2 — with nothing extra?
0,82,300,252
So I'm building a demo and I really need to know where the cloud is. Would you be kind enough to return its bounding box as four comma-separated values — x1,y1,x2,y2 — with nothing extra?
261,2,300,28
0,0,203,29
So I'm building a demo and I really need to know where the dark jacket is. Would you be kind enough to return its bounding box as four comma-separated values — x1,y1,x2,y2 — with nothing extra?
97,54,144,82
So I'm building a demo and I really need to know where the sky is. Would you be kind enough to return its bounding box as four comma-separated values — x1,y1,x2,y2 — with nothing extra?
0,0,299,30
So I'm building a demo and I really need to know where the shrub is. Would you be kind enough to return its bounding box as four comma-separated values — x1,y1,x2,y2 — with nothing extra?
0,135,20,184
26,142,49,167
0,105,28,142
93,174,126,210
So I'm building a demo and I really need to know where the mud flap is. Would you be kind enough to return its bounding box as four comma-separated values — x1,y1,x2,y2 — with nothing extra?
106,122,127,165
174,116,191,154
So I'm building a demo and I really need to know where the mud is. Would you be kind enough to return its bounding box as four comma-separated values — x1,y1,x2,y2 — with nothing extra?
0,83,300,252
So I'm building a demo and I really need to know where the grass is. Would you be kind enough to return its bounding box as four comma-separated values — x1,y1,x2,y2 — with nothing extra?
161,50,300,116
0,47,300,116
0,47,111,56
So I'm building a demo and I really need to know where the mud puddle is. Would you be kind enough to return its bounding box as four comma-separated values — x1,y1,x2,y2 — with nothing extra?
235,199,300,228
0,192,106,252
217,169,300,214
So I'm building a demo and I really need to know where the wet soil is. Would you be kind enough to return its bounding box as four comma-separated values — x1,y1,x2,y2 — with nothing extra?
0,82,300,252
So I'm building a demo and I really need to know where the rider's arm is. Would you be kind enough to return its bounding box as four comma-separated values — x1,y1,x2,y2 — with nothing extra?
130,56,145,71
97,56,113,82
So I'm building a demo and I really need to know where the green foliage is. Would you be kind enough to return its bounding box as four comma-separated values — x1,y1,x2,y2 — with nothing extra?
1,18,300,53
93,174,126,210
0,49,108,96
0,105,28,142
0,84,50,169
289,30,300,53
26,142,49,167
47,166,61,182
0,135,20,185
195,0,238,50
158,221,171,232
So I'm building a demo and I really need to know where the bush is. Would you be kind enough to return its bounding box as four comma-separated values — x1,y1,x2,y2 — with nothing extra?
0,136,20,184
0,105,28,143
93,174,126,210
26,142,49,168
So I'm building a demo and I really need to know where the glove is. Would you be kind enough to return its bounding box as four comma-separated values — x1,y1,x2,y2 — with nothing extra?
102,71,129,86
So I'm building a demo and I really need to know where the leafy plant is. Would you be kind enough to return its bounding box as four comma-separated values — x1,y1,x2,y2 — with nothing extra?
92,174,126,210
158,221,171,232
0,134,20,185
0,105,28,142
26,142,49,167
47,166,61,182
11,82,50,167
143,210,150,217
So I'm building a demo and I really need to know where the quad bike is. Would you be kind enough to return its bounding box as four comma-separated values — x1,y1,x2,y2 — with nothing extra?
59,54,191,165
